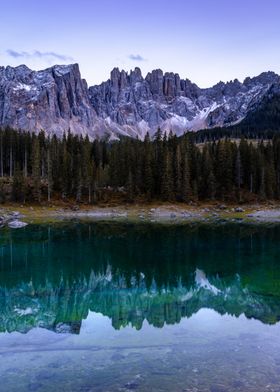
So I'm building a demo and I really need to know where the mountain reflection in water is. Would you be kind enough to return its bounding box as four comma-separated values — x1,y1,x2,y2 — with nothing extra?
1,222,280,334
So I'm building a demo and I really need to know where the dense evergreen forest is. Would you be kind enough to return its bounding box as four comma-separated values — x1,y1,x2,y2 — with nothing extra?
1,127,280,204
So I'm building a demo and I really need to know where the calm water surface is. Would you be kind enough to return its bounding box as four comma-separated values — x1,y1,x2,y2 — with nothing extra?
1,222,280,391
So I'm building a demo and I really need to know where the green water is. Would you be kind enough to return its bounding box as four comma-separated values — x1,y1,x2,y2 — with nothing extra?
1,222,280,391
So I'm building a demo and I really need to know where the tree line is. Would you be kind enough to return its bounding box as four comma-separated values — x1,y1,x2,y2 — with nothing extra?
1,127,280,204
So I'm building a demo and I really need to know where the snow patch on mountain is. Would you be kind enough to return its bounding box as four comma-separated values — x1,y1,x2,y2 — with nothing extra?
13,83,37,92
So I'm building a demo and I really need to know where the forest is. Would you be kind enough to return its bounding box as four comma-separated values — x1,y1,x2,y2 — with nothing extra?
1,127,280,204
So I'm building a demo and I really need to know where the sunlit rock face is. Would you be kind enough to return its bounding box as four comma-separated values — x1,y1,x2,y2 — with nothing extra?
0,63,280,139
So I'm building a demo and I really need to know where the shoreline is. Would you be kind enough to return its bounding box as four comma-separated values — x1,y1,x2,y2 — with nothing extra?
2,203,280,225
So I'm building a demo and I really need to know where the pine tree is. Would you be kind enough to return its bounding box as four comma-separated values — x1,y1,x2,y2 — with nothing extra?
9,135,13,178
83,136,95,204
207,170,216,200
181,154,192,202
235,149,242,202
260,169,266,199
12,165,25,202
0,180,6,203
143,133,153,199
31,137,41,202
61,140,69,199
126,170,134,202
161,150,173,201
174,144,182,199
47,141,53,202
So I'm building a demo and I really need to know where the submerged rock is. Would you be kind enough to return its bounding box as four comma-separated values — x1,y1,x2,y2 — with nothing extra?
8,220,28,229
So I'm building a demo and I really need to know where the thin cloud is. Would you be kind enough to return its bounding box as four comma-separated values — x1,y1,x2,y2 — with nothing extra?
128,54,146,62
6,49,73,62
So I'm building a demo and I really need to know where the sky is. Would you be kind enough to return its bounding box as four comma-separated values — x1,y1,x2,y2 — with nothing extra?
1,0,280,87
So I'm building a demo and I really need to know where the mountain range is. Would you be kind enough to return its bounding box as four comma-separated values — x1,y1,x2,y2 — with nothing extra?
1,63,280,139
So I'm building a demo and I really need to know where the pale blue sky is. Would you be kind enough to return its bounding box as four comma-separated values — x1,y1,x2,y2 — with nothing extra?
1,0,280,87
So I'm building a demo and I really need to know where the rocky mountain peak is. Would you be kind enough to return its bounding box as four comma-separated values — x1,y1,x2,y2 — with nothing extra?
0,62,100,138
1,63,280,140
52,63,79,76
145,69,164,97
244,71,280,88
130,67,143,84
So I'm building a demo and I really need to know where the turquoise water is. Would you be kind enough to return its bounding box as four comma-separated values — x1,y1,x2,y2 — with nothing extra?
1,222,280,391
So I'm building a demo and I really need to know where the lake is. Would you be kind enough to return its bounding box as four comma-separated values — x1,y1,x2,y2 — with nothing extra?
0,221,280,391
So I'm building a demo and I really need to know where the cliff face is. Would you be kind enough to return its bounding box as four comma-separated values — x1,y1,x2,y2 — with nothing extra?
1,63,280,139
0,64,99,138
89,68,280,138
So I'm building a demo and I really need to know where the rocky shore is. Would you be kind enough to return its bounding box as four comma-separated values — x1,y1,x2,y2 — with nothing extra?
0,210,28,228
1,203,280,226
